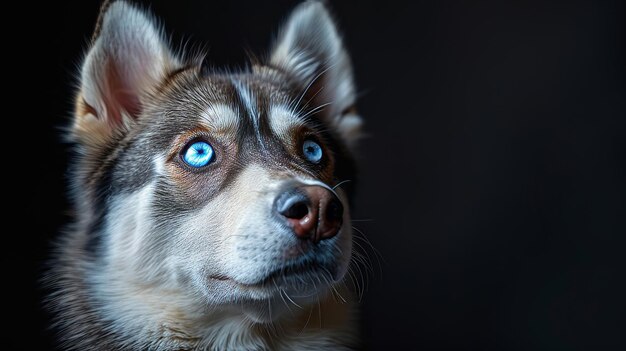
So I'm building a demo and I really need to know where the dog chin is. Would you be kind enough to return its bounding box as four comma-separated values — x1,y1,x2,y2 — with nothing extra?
239,286,329,324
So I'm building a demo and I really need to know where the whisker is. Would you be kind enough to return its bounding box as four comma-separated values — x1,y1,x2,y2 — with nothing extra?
346,266,364,302
351,246,374,275
299,305,314,335
283,290,303,309
321,266,347,304
273,278,291,312
317,298,322,329
292,61,338,112
300,102,332,120
332,179,352,190
352,225,385,276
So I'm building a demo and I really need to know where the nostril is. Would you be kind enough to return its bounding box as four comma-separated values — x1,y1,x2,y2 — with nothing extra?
282,201,309,219
326,198,344,223
275,190,311,220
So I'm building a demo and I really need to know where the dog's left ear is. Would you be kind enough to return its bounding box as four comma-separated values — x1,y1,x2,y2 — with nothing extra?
270,1,362,148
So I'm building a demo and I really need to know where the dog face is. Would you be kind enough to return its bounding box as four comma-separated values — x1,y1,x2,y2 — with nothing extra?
72,1,361,321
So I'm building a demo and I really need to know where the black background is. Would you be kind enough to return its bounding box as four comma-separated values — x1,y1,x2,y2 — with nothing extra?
6,0,625,350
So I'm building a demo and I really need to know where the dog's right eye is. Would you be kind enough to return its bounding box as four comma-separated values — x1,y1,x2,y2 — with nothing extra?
182,141,215,168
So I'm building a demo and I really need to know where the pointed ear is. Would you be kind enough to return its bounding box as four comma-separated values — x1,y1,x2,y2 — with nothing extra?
270,1,362,147
73,1,178,146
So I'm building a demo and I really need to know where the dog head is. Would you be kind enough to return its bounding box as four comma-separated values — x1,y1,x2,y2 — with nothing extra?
72,0,361,322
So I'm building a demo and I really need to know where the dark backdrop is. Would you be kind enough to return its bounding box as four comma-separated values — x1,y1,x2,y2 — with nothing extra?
6,0,625,350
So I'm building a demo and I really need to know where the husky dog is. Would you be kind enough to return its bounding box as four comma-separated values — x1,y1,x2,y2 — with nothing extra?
47,0,363,350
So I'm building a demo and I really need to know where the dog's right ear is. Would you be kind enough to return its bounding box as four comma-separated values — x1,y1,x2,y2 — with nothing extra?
73,1,178,146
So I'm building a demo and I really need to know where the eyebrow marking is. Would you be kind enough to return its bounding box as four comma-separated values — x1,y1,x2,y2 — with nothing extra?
200,103,239,133
269,104,306,140
231,78,267,151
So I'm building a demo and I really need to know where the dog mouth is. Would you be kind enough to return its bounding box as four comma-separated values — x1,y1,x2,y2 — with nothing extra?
210,260,336,288
262,260,336,285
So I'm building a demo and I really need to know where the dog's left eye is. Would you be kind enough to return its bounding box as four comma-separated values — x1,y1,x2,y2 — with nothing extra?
182,141,214,168
302,139,323,163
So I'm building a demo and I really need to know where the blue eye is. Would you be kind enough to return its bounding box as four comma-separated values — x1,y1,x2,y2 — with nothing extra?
302,140,323,163
182,141,214,168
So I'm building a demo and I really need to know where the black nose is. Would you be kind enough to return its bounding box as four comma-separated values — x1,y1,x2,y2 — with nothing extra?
274,186,344,243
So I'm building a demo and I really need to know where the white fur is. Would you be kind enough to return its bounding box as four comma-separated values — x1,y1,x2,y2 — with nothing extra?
269,105,307,142
200,103,240,134
231,78,267,151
